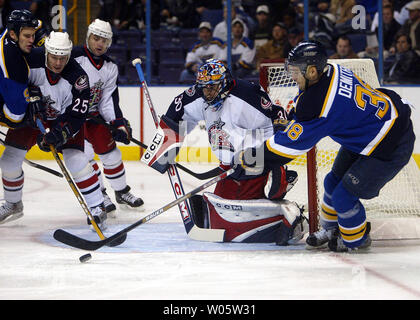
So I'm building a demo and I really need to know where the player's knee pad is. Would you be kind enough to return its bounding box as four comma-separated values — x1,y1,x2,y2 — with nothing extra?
84,139,95,162
264,166,298,200
202,192,306,243
98,147,122,167
0,146,26,178
62,149,91,178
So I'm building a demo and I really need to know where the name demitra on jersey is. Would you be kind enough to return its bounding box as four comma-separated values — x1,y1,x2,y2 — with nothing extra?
265,63,412,162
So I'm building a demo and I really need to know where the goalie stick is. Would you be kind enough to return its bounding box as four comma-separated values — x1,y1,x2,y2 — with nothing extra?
132,58,226,241
53,167,233,250
36,119,125,247
0,132,63,178
88,116,224,180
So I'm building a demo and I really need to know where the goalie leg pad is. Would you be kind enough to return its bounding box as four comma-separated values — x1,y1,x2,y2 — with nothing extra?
203,192,306,243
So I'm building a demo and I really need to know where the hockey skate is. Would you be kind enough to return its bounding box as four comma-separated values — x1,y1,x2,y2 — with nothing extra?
0,201,24,224
328,222,372,252
102,188,116,217
115,186,144,210
305,227,339,249
87,204,108,231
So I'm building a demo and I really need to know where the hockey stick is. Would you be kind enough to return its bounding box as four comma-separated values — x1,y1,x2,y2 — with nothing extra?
53,167,232,250
88,115,224,180
35,119,126,247
132,58,226,241
0,132,63,178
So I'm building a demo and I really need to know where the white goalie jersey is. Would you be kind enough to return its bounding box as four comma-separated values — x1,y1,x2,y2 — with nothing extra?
165,79,285,165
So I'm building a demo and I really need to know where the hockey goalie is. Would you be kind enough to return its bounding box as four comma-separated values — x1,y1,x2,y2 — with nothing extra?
141,59,308,245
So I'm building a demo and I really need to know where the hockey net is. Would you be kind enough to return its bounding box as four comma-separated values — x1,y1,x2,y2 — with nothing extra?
260,59,420,240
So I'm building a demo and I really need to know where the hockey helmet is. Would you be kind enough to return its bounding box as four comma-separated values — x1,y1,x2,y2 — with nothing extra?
6,9,38,36
86,19,113,49
44,31,73,69
286,40,328,77
196,59,233,111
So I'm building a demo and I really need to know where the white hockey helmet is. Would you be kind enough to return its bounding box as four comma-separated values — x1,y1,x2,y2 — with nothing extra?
44,31,73,68
86,18,113,49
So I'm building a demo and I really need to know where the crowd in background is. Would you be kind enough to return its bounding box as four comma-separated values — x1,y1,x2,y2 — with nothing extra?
2,0,420,84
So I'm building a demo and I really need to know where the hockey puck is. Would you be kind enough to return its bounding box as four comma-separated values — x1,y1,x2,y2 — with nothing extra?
79,253,92,263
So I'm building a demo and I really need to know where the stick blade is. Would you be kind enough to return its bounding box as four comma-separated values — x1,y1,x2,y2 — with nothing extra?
53,229,105,251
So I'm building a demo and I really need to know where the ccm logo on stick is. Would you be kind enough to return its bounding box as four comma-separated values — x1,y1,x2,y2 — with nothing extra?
142,133,163,161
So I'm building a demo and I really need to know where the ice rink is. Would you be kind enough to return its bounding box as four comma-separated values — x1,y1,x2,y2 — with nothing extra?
1,160,420,303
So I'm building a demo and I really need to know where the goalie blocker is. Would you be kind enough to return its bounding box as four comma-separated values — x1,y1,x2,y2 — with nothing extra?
141,115,185,173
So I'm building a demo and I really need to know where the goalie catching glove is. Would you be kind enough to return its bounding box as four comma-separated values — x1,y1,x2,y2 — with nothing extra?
141,114,185,173
37,121,73,152
110,117,132,144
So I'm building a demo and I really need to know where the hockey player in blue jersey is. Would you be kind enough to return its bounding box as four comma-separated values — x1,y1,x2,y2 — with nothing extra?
237,41,416,252
0,10,43,128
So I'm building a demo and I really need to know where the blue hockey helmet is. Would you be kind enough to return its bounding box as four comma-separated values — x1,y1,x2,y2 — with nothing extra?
196,59,233,111
6,10,38,36
286,40,328,76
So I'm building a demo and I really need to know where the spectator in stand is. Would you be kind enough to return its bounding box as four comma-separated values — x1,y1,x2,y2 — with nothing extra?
329,35,359,59
400,1,420,55
287,26,304,49
160,0,199,29
0,0,13,33
231,18,256,78
378,4,402,51
384,32,420,84
213,3,249,41
252,4,273,50
256,22,289,69
281,6,304,32
179,21,226,83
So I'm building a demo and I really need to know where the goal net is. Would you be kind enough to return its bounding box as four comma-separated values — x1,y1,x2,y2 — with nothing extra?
260,59,420,240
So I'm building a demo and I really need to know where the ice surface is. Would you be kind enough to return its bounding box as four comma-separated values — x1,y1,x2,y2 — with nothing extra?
1,161,420,301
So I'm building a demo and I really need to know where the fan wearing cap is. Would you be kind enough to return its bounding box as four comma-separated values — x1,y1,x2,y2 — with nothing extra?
252,5,273,50
401,1,420,55
179,21,226,83
0,32,109,229
0,9,39,128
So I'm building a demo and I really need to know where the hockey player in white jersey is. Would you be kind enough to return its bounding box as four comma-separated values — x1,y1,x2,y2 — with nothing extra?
0,32,108,229
142,59,307,245
71,19,144,215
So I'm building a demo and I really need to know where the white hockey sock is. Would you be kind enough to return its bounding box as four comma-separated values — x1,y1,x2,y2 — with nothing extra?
99,148,127,192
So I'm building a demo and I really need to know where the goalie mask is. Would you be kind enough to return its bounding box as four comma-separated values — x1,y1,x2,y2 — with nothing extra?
86,18,113,53
196,59,233,111
44,31,73,73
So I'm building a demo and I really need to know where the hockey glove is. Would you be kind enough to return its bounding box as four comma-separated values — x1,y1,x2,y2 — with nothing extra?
232,147,265,177
26,86,47,128
110,118,132,145
37,122,72,152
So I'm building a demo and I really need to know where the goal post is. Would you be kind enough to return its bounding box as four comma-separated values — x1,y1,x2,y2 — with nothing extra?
259,58,420,240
